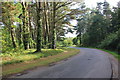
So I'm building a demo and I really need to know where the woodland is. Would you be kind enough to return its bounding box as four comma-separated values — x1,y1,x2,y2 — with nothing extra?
0,1,120,66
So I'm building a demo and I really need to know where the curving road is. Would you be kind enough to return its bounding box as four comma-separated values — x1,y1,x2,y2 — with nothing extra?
12,47,112,78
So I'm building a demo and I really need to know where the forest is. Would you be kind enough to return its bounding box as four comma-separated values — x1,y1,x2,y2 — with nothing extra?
0,0,120,76
72,1,120,53
1,1,85,68
1,1,83,52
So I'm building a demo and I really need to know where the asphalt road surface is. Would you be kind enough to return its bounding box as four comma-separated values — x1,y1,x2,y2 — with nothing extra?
12,47,112,78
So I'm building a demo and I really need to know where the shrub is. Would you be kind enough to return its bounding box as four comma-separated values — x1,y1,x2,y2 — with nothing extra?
72,37,78,45
98,31,119,52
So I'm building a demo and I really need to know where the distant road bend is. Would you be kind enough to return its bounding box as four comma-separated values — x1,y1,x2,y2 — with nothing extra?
12,47,112,79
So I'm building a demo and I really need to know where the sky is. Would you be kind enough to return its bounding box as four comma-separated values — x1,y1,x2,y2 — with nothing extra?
65,0,120,38
65,20,77,38
85,0,119,8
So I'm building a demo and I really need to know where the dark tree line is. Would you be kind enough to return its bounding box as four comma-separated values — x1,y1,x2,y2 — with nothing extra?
73,1,120,53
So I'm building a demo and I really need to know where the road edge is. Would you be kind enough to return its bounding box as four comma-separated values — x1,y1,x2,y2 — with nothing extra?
98,49,119,80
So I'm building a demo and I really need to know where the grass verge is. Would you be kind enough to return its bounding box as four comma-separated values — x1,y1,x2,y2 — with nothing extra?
72,46,120,60
2,48,80,76
1,49,64,65
97,49,120,60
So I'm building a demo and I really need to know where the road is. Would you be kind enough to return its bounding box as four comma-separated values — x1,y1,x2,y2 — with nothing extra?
12,47,112,78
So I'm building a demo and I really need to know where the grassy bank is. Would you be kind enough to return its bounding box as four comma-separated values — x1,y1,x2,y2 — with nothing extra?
98,49,120,60
2,48,80,76
1,49,64,65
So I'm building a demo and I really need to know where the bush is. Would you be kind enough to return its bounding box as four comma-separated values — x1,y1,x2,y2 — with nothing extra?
62,39,72,47
82,33,90,47
72,37,78,45
98,31,119,52
57,38,73,47
56,41,63,47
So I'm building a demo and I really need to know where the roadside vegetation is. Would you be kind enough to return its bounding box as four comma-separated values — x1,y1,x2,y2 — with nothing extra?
98,49,120,60
2,48,80,76
1,37,73,65
1,48,64,65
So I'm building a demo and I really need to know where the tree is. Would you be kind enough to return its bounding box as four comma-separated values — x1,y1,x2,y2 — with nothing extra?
36,2,42,52
21,2,30,50
2,2,22,48
51,2,56,49
2,1,87,53
72,37,78,45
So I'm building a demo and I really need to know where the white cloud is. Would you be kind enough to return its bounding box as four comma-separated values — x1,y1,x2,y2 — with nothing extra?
65,32,77,37
85,0,120,8
70,20,77,26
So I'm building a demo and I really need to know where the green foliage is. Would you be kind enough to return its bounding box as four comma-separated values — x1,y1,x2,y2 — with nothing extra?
2,2,22,24
74,3,119,52
1,2,85,53
76,13,108,47
1,1,119,59
86,14,108,46
56,38,73,47
1,27,12,53
98,31,119,51
63,38,73,47
72,37,78,45
98,49,120,60
63,40,69,47
56,41,63,47
82,33,90,46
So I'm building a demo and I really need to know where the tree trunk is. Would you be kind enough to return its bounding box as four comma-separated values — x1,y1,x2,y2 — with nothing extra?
8,13,16,48
43,2,48,45
36,2,42,52
21,2,29,50
79,33,82,46
10,27,16,48
47,3,52,48
28,5,33,49
52,2,56,49
17,24,22,46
